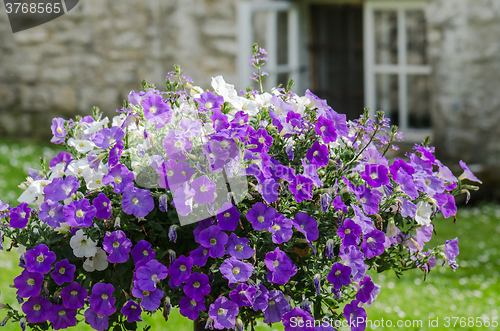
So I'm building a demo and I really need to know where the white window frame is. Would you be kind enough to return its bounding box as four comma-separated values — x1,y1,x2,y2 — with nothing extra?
364,1,431,141
237,1,302,93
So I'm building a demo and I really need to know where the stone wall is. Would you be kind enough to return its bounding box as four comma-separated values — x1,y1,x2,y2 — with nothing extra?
0,0,242,140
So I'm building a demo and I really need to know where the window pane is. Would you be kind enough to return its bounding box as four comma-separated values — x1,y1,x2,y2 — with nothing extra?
277,72,289,88
277,11,289,65
407,75,430,128
376,74,399,125
375,11,398,65
406,10,427,65
252,11,268,50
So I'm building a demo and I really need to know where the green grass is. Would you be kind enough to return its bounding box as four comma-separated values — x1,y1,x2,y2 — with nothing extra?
0,138,499,330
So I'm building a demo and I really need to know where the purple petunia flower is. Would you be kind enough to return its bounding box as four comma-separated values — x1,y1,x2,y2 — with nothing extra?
344,300,367,331
102,164,135,194
198,225,228,258
264,247,297,285
47,305,77,330
340,245,367,281
43,176,80,202
51,259,75,285
142,94,172,126
14,269,43,298
355,185,382,215
22,295,51,324
25,244,56,274
219,257,253,286
89,283,116,316
84,306,109,331
216,203,240,232
92,193,111,219
208,296,239,330
306,141,329,168
163,130,193,161
458,160,482,184
262,289,291,323
108,142,124,168
9,203,31,228
63,199,96,228
157,160,187,191
191,176,216,205
51,118,67,143
361,229,386,259
361,164,390,188
172,182,196,216
135,259,168,291
289,175,314,203
60,282,88,309
132,285,163,311
211,110,230,132
121,300,143,323
190,245,211,267
179,297,206,321
49,152,72,171
444,237,459,271
131,240,155,264
103,230,132,263
93,127,124,150
229,283,256,307
184,273,210,301
226,233,255,259
38,200,65,227
356,275,376,304
327,263,352,290
246,202,276,231
122,186,154,218
337,219,362,247
168,255,193,287
282,307,315,331
434,193,457,218
269,214,293,244
196,91,224,112
293,212,319,242
315,115,337,144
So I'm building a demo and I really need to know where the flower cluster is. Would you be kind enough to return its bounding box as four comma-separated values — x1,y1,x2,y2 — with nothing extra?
0,50,480,331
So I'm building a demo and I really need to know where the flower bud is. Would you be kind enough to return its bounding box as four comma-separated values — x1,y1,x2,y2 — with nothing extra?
386,219,398,238
163,297,171,321
114,217,121,229
300,300,312,315
325,239,334,259
16,294,23,304
205,317,214,330
19,317,26,331
159,195,168,212
167,250,176,264
234,318,244,331
320,193,331,212
0,316,9,326
168,225,178,243
313,274,321,296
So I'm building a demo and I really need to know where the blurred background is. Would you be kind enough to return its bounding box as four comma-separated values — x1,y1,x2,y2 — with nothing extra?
1,0,500,330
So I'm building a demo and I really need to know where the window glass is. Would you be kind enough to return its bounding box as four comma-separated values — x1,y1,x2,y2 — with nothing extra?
375,10,398,65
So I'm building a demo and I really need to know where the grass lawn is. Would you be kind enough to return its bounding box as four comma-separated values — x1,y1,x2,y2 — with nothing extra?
0,138,498,331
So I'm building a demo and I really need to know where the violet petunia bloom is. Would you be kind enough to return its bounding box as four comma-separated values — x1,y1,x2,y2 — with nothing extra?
102,164,135,194
60,282,88,309
361,164,390,188
293,212,319,242
289,174,314,203
327,263,352,290
47,305,77,330
25,244,56,274
173,182,196,216
9,203,31,228
434,193,457,218
202,139,230,172
248,127,273,153
14,269,43,298
63,199,96,228
136,259,168,291
306,141,329,168
340,245,367,281
356,275,376,304
246,202,276,231
263,290,291,323
320,193,332,212
264,247,297,285
163,130,193,161
132,285,163,311
211,109,230,132
337,219,362,247
168,255,193,287
333,195,348,213
219,257,253,286
216,203,240,232
157,160,186,191
51,259,76,285
315,115,337,144
89,283,116,316
229,283,256,307
252,284,269,312
355,185,382,215
190,245,211,267
269,214,293,244
49,152,72,170
226,233,255,259
361,229,386,259
108,141,124,168
208,296,239,330
51,118,67,143
142,94,172,127
458,160,482,184
92,193,111,219
84,306,109,331
282,307,315,331
131,240,155,264
343,300,367,331
43,176,80,202
179,297,206,321
103,230,132,263
191,176,216,205
38,200,65,227
199,225,228,258
444,237,459,271
196,91,224,112
121,300,143,323
122,186,154,218
22,295,51,324
184,273,210,301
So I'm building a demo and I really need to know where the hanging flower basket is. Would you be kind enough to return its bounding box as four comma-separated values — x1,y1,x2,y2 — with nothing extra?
0,44,481,331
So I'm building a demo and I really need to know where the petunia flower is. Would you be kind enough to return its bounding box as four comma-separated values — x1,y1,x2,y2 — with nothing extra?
262,290,291,323
70,230,97,258
136,259,168,291
22,295,51,324
179,297,206,321
269,214,293,244
229,283,256,307
89,283,116,316
415,201,432,226
343,300,367,331
216,203,240,232
131,285,163,311
337,219,362,247
246,202,276,231
9,203,31,228
168,255,193,287
92,193,111,219
131,240,155,264
198,225,228,258
458,160,482,183
191,176,216,205
208,296,239,330
219,257,253,286
356,275,376,304
51,259,75,285
84,306,109,331
293,212,319,242
14,269,43,298
102,164,135,194
361,164,390,188
282,307,315,331
226,233,255,259
264,247,297,285
47,305,77,330
103,230,132,263
43,176,80,202
25,244,56,274
189,245,211,267
306,141,329,167
122,186,154,218
63,199,96,228
327,263,352,290
60,282,88,309
289,175,314,203
121,300,143,323
361,229,386,259
83,248,109,272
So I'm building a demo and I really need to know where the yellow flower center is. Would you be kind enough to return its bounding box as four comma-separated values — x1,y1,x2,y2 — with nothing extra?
113,242,120,248
71,290,78,295
313,151,319,156
232,267,240,274
367,237,375,243
235,245,243,252
268,300,275,306
58,310,66,316
335,270,342,276
132,198,139,205
20,212,26,219
273,260,279,267
205,102,213,109
27,278,35,285
37,255,44,262
191,299,198,306
200,185,207,192
57,127,62,133
101,294,108,300
258,137,265,144
175,141,182,148
272,224,281,231
143,250,149,256
150,106,157,114
257,216,265,223
180,265,187,272
59,267,65,274
76,210,84,218
224,212,230,218
345,229,351,234
115,177,122,184
33,304,41,311
49,210,55,217
296,184,303,190
167,170,174,176
210,238,217,245
193,282,200,288
143,291,150,297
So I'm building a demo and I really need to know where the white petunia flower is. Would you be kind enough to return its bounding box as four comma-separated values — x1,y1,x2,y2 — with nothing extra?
17,179,50,204
82,117,109,135
211,76,238,102
54,222,71,234
233,97,259,116
65,159,91,178
70,230,98,258
67,138,95,154
415,201,432,226
48,163,66,180
86,172,105,190
83,248,108,272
